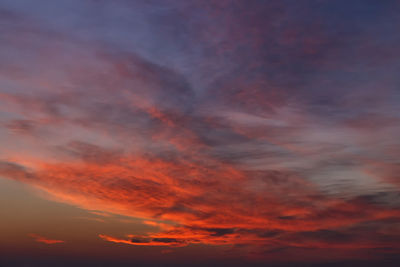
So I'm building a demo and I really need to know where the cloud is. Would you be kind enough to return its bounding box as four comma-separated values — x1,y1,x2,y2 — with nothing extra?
99,234,185,247
29,233,64,244
98,234,135,245
0,161,34,180
1,0,400,264
4,119,36,135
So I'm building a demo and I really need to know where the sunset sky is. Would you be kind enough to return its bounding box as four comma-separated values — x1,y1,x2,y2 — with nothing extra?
1,0,400,266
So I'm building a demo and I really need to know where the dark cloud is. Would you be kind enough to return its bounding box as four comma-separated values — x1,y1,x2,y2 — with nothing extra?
4,119,36,135
204,228,236,237
0,161,34,180
130,238,149,244
151,238,180,243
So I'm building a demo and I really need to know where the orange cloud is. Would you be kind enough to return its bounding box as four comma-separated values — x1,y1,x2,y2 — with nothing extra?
98,234,136,245
1,151,398,257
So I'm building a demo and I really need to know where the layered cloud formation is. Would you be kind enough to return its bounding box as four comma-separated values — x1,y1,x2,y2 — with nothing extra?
1,0,400,264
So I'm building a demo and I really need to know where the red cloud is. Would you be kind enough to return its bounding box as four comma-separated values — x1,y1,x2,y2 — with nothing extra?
29,233,65,244
3,153,397,257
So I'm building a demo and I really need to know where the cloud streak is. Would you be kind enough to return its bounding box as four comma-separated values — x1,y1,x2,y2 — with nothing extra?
29,234,65,245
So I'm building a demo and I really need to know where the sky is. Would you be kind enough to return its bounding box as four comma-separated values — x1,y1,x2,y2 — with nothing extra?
0,0,400,266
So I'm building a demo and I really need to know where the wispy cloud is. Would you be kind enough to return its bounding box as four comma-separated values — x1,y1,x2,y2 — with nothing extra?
29,233,64,244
